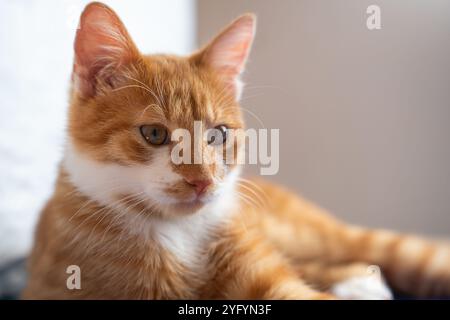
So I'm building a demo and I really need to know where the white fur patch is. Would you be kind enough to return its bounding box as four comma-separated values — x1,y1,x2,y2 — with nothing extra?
63,140,239,270
331,275,393,300
122,168,239,270
63,140,181,207
149,189,237,270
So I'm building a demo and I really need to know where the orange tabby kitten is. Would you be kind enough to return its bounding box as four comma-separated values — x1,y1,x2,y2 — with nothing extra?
23,2,450,299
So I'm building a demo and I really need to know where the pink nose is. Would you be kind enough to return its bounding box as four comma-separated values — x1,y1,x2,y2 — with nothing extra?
185,179,212,196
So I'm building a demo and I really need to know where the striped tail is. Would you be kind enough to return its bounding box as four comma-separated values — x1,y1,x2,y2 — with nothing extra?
344,226,450,297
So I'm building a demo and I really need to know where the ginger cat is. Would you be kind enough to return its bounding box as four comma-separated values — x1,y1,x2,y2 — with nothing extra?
23,2,450,299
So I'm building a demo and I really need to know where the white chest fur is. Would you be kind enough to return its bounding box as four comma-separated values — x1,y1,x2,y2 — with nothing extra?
149,201,233,270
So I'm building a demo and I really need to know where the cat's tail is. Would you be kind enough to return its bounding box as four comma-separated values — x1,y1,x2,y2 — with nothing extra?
343,226,450,297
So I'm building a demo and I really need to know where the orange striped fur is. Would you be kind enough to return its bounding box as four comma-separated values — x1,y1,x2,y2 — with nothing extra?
23,2,450,299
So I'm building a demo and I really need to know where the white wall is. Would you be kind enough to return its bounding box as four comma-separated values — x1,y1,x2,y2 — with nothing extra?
0,0,196,266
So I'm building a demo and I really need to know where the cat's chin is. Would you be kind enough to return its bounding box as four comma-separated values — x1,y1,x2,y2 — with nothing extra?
163,199,208,215
126,196,217,219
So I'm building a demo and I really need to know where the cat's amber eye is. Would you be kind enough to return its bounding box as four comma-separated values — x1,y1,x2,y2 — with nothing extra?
140,125,169,146
207,125,228,146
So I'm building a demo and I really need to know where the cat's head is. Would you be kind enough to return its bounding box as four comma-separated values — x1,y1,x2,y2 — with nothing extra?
65,2,255,217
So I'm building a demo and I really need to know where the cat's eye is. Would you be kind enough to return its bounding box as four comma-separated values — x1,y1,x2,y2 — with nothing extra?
207,125,228,146
140,125,169,146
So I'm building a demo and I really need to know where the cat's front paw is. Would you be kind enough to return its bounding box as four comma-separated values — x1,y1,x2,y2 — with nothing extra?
330,276,393,300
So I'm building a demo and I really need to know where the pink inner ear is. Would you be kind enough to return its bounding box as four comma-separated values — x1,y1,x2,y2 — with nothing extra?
202,14,256,83
73,3,138,97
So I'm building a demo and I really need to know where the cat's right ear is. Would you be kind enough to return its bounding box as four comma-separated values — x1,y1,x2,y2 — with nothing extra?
72,2,139,98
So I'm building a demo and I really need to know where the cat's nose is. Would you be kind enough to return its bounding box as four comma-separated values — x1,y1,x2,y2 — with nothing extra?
185,178,213,196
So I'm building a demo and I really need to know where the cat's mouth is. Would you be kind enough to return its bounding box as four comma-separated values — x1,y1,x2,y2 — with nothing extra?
164,191,219,214
161,181,218,214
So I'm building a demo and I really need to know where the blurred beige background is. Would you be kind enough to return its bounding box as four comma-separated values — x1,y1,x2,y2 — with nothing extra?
198,0,450,236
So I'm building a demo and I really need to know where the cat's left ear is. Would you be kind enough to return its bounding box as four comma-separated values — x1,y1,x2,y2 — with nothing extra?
194,14,256,100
